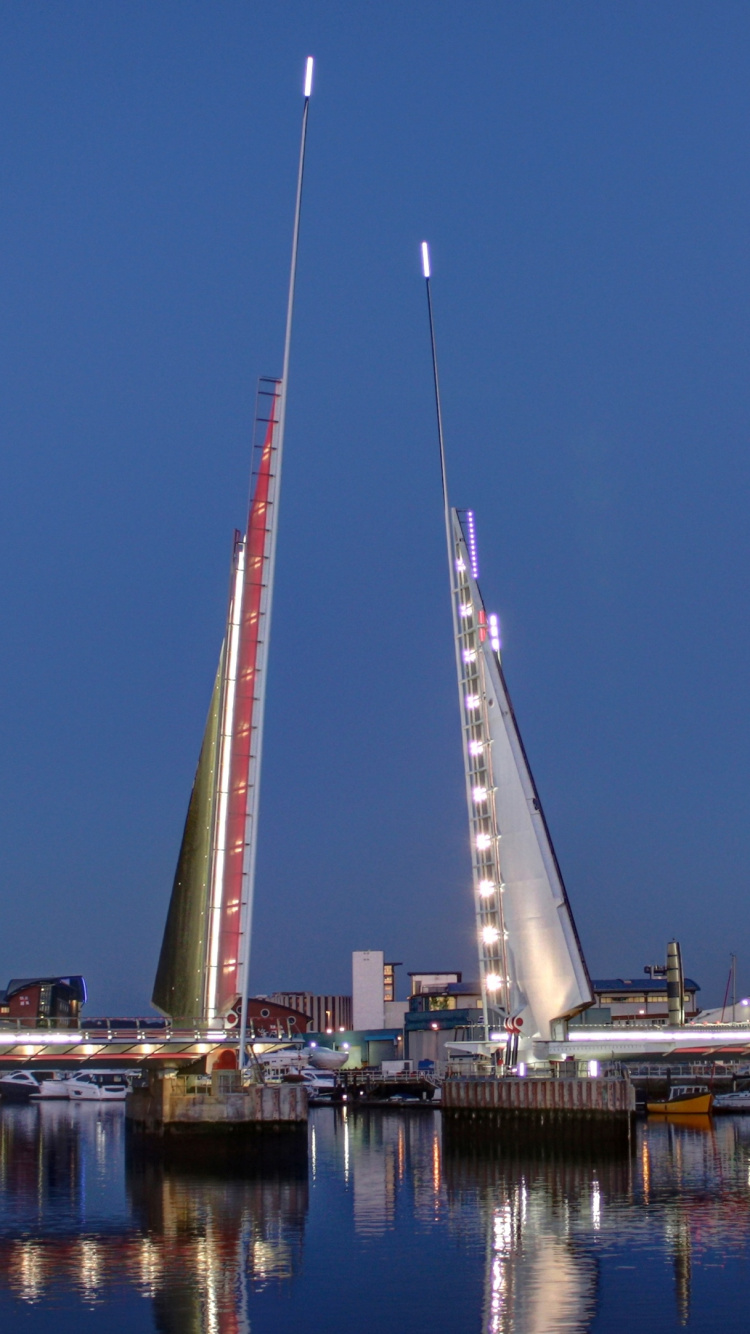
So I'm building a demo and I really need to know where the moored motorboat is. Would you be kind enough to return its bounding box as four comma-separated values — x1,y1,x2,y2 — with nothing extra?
258,1048,310,1079
34,1072,72,1100
713,1090,750,1113
0,1069,69,1102
0,1070,40,1103
67,1071,132,1102
300,1068,338,1101
647,1084,713,1115
306,1047,348,1072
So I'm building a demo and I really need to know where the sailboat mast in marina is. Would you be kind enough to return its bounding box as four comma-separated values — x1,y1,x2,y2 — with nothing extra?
421,242,593,1050
152,60,315,1062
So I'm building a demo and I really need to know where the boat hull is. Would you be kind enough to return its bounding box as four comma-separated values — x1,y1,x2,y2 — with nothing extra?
33,1078,71,1100
69,1086,127,1102
307,1049,347,1071
647,1092,713,1115
713,1095,750,1113
0,1083,35,1104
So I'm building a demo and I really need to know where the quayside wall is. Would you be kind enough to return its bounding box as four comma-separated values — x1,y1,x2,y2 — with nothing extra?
126,1074,307,1162
442,1077,635,1150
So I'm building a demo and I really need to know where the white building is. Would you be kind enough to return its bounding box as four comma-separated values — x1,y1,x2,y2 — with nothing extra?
352,951,385,1030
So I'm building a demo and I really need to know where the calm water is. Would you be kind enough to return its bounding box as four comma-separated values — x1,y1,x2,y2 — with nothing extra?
0,1102,749,1331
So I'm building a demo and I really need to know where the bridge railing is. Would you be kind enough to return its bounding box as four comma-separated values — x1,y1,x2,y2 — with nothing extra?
0,1016,173,1039
0,1017,82,1031
0,1017,302,1043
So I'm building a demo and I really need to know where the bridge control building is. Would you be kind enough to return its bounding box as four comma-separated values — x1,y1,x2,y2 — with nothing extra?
586,976,701,1026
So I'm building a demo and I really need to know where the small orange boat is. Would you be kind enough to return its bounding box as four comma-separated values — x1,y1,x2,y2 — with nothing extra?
647,1084,713,1116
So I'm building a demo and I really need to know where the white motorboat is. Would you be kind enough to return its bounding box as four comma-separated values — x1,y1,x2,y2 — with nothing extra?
0,1069,41,1103
34,1072,71,1100
67,1071,131,1102
299,1068,338,1100
257,1048,310,1078
714,1091,750,1112
0,1069,70,1102
306,1047,348,1072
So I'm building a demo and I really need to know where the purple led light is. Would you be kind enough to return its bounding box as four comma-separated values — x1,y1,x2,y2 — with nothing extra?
465,511,479,580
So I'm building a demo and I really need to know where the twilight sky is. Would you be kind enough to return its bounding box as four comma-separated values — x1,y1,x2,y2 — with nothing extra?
1,3,749,1012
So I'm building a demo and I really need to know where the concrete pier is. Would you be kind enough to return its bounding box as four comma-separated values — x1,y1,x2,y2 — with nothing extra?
126,1072,307,1162
442,1077,635,1150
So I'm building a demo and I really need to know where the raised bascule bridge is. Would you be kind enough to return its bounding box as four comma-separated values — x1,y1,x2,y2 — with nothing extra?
0,58,317,1080
419,245,750,1089
2,77,749,1089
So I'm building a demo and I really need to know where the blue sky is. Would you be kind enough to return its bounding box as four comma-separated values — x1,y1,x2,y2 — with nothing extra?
1,3,749,1011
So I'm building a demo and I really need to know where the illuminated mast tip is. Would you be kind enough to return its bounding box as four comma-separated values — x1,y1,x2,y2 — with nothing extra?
421,241,431,279
304,56,314,98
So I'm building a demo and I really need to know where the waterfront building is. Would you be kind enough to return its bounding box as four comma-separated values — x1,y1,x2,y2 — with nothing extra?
352,951,403,1031
409,971,461,997
268,993,352,1034
590,976,700,1026
404,978,485,1065
0,976,86,1026
231,996,311,1039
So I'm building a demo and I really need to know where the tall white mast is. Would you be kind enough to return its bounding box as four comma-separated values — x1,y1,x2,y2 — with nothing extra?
421,245,592,1045
422,244,510,1032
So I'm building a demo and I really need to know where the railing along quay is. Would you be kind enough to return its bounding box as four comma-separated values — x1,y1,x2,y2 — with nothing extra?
338,1068,441,1102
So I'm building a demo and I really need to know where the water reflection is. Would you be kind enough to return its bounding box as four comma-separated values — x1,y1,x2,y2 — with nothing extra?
0,1101,85,1225
0,1101,307,1329
443,1115,750,1333
128,1154,308,1333
312,1106,444,1235
442,1135,622,1333
1,1102,750,1331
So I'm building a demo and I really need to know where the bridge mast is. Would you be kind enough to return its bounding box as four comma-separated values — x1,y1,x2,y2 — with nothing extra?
236,58,315,1066
420,245,592,1050
421,244,508,1033
152,60,315,1044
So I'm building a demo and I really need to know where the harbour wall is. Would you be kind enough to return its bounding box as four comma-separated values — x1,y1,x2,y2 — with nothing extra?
442,1077,635,1150
126,1073,307,1161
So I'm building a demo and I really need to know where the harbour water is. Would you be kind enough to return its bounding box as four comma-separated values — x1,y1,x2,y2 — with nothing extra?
0,1101,749,1331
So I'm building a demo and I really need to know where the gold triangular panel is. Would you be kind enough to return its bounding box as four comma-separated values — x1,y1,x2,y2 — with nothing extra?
151,646,224,1020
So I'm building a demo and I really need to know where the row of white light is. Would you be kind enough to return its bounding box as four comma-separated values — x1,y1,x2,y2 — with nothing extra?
0,1029,231,1046
452,528,510,1005
206,543,247,1019
424,244,508,1008
556,1029,750,1045
465,510,479,580
0,1032,87,1045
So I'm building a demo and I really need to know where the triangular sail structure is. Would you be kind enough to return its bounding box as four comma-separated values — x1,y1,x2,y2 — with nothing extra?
153,60,314,1034
152,653,224,1019
153,386,283,1023
448,510,592,1040
420,242,592,1042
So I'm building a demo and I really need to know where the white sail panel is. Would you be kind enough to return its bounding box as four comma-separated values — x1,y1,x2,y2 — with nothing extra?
481,637,592,1037
452,511,592,1040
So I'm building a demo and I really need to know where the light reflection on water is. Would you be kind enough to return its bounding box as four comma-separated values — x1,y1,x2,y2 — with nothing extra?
0,1102,749,1331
